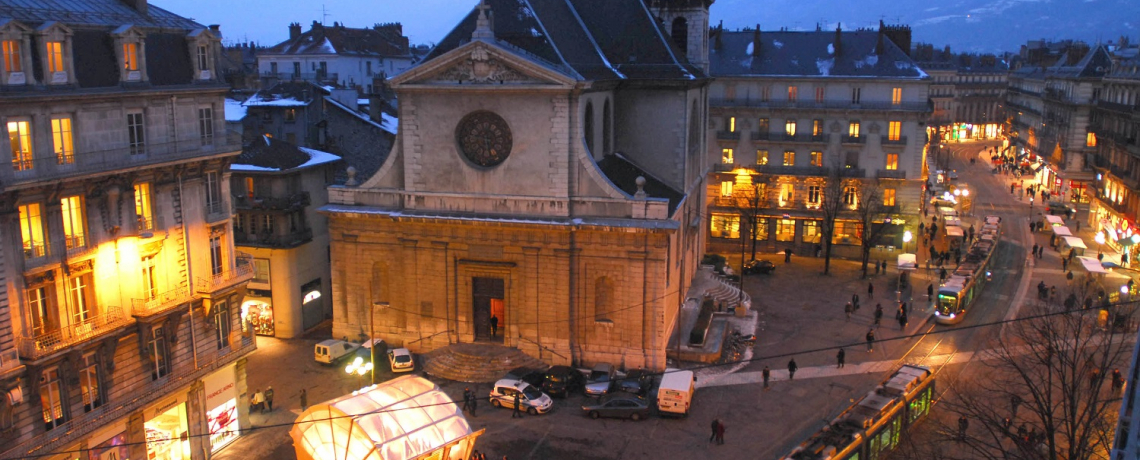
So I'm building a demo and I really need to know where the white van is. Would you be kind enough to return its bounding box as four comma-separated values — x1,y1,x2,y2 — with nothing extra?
657,369,694,417
314,339,359,364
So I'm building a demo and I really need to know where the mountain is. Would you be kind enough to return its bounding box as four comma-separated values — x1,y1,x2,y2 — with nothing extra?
710,0,1137,53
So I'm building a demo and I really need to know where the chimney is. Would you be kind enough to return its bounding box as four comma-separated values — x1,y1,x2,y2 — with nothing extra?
833,23,842,56
713,20,723,50
123,0,147,15
752,24,761,58
289,22,302,40
208,24,221,38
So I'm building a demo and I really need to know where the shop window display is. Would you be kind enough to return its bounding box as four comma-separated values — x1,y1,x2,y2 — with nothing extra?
241,300,275,336
146,403,189,460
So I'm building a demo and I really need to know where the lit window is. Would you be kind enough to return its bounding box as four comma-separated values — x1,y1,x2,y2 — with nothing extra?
891,87,902,105
710,214,740,239
802,220,821,243
1087,132,1096,147
79,354,102,412
40,368,67,430
883,188,897,206
833,221,862,245
785,120,797,136
843,185,858,208
813,119,823,136
757,150,768,165
779,183,794,206
150,326,169,380
26,286,49,336
122,42,138,71
888,121,901,141
776,218,795,242
758,118,770,134
134,182,154,231
19,203,46,259
783,150,795,166
722,148,734,164
199,107,214,145
815,87,825,103
2,39,22,73
720,181,733,197
46,41,64,75
8,119,32,171
788,86,798,101
51,116,73,165
848,122,860,138
285,108,297,123
61,195,86,249
68,273,93,324
810,151,823,167
127,112,145,155
141,254,157,301
728,117,736,132
807,185,822,207
886,154,899,170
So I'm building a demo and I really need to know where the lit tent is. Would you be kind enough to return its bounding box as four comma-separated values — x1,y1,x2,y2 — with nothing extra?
290,375,484,460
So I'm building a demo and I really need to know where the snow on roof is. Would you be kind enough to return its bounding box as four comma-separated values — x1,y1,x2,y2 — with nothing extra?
317,37,337,54
298,147,343,169
224,99,247,122
325,97,397,135
243,92,308,107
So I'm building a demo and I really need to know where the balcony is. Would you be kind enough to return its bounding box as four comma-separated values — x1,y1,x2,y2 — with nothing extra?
195,253,255,297
1008,86,1041,97
709,98,931,113
882,136,909,146
233,191,311,211
260,71,340,84
1043,88,1078,105
204,201,230,224
716,131,741,141
1097,99,1139,115
0,131,241,192
131,286,194,319
756,164,865,178
842,135,865,144
751,131,770,141
876,169,908,179
16,306,133,360
22,242,49,266
235,227,314,248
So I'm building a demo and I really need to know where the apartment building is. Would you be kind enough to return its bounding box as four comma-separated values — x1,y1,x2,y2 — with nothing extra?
1089,54,1140,263
913,44,1007,142
0,1,254,459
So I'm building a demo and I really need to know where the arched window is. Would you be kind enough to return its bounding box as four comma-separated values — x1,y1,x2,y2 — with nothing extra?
671,17,688,52
584,101,595,155
602,99,612,155
594,276,614,322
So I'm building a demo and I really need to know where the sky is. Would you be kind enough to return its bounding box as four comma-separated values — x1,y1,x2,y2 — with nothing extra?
151,0,1137,54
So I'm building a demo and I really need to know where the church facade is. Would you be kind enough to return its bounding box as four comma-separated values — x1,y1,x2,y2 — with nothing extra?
322,0,712,370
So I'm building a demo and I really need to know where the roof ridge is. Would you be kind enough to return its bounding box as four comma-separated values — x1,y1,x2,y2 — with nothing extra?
560,0,624,79
521,0,573,73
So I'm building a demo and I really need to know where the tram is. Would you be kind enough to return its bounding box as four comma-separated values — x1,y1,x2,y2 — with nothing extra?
782,364,936,460
934,215,1002,324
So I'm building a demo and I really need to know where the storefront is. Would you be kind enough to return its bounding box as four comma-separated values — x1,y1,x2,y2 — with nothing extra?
241,292,274,336
86,421,129,460
144,396,190,460
204,365,240,453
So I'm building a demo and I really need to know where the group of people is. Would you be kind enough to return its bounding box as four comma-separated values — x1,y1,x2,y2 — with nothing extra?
249,387,274,413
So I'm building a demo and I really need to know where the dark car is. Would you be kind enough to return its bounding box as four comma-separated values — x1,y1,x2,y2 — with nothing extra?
504,366,547,388
1047,202,1076,216
542,365,585,398
582,394,651,420
743,259,776,275
617,369,652,395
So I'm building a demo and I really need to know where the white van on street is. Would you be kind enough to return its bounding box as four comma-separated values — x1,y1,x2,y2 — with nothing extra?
656,369,694,417
314,339,359,365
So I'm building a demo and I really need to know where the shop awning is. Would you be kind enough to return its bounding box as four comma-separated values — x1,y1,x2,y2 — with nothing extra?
1045,215,1065,227
1052,226,1073,237
1062,236,1087,250
290,375,482,460
1077,256,1108,274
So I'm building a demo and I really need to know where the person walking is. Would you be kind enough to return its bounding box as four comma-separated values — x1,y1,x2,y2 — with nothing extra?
852,293,860,310
958,416,969,441
785,248,792,263
264,386,275,413
1113,369,1125,395
300,388,308,411
899,310,909,330
463,387,474,414
927,283,934,300
868,282,875,300
762,366,771,389
251,389,264,413
844,302,853,321
709,419,720,443
511,391,522,418
865,328,875,352
873,303,883,328
881,261,887,274
787,358,798,380
715,420,726,445
837,348,846,368
490,314,499,338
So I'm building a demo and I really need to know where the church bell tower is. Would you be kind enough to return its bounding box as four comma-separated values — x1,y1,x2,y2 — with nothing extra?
645,0,713,73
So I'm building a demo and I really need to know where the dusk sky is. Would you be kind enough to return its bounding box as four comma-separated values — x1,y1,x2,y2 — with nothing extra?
150,0,1137,53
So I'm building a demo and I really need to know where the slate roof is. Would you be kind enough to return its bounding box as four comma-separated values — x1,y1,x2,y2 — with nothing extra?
596,153,683,213
1107,55,1140,81
0,0,202,30
235,135,341,171
1013,45,1112,80
262,23,411,58
709,29,927,79
423,0,702,82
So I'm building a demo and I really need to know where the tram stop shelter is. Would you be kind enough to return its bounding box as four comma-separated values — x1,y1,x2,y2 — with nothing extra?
290,375,484,460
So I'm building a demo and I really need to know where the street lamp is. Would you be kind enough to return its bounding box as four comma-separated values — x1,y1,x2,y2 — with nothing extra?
370,301,390,384
345,356,373,389
903,230,913,254
1095,232,1106,260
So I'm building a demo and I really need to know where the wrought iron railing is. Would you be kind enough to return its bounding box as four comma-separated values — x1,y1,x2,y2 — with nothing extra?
876,169,908,179
883,136,908,146
842,135,865,144
232,191,311,211
204,201,229,223
234,228,314,248
131,286,193,318
195,253,254,295
16,306,132,360
716,131,741,140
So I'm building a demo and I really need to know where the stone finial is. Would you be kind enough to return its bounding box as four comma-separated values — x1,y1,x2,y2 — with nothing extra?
472,0,495,40
345,166,358,186
634,176,647,199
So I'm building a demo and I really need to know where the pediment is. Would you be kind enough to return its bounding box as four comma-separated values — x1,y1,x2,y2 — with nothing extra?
35,21,71,38
392,40,577,88
0,19,32,36
112,24,145,39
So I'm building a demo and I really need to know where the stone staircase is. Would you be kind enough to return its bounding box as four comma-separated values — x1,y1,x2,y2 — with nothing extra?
705,270,752,309
423,343,547,383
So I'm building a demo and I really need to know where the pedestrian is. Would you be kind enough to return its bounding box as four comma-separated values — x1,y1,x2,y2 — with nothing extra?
490,314,499,337
958,416,969,441
873,303,883,327
881,261,887,273
785,248,792,263
815,244,822,257
1114,369,1125,394
844,302,853,321
300,388,308,411
866,328,875,352
251,389,264,413
1062,258,1068,271
939,267,948,282
1011,183,1016,194
788,358,798,380
715,420,726,445
837,348,846,368
469,388,478,416
899,310,909,329
1011,394,1022,418
875,261,881,275
264,386,275,413
709,419,719,443
512,391,522,418
1032,243,1039,257
762,366,771,389
927,283,934,300
463,387,474,413
853,293,860,310
868,282,875,299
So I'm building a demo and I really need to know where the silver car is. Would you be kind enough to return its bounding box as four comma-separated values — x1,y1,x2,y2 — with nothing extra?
584,363,615,396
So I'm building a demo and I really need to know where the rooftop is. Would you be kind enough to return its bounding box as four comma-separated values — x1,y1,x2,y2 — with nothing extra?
709,28,927,79
0,0,202,30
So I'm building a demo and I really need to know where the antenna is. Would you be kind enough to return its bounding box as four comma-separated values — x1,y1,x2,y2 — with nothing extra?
321,4,331,25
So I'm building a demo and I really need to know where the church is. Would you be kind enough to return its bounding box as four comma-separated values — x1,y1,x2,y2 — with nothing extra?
323,0,712,371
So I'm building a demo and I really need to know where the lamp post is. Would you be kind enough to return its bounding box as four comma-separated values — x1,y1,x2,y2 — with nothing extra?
1096,232,1106,260
903,230,913,254
370,301,390,384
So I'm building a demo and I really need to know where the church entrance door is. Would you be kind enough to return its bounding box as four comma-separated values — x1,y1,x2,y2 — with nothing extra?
472,277,505,343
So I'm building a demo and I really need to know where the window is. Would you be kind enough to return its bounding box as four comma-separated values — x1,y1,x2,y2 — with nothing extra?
205,171,222,212
886,153,899,170
51,116,74,165
40,368,66,430
810,151,823,167
756,150,768,165
127,112,145,155
46,41,64,75
710,214,740,239
727,116,736,132
27,286,50,335
833,221,861,245
19,203,46,259
198,107,214,145
848,121,860,137
779,183,795,206
68,273,93,324
594,277,614,322
776,218,795,242
79,354,102,412
883,188,896,206
8,118,32,171
292,62,301,77
285,108,297,123
891,87,902,105
851,87,861,104
843,185,858,208
61,195,86,249
802,220,821,243
758,118,769,135
253,258,271,284
122,43,138,71
366,61,373,76
210,233,223,276
134,182,154,230
197,45,209,73
888,121,901,141
3,39,21,73
753,217,770,241
785,120,796,136
815,87,825,103
142,255,157,301
720,181,733,197
260,214,273,234
1087,132,1097,147
214,300,230,349
783,150,795,166
787,86,798,101
721,148,734,164
807,185,822,207
270,62,277,75
150,326,169,380
813,119,823,136
760,86,771,102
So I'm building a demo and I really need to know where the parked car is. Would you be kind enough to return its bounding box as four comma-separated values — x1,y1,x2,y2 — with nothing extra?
582,394,651,420
617,368,652,395
585,363,616,396
314,339,359,365
504,366,547,388
489,379,553,415
542,365,586,398
948,170,959,181
387,348,415,373
1047,202,1076,216
742,259,776,275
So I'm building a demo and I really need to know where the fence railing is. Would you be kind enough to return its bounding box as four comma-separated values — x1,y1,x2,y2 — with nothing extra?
232,191,311,211
842,135,865,144
883,136,909,146
131,286,193,318
195,253,255,295
235,228,313,248
876,169,908,179
16,306,132,360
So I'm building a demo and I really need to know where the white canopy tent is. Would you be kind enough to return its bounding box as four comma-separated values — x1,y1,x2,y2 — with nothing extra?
290,375,483,460
1052,226,1073,238
1045,215,1065,227
898,253,917,270
1076,256,1108,275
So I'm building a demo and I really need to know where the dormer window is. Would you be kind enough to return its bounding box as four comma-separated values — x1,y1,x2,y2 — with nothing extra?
0,20,33,86
3,40,21,73
123,43,138,73
112,25,146,83
36,22,74,85
46,41,63,74
187,28,219,81
197,46,208,75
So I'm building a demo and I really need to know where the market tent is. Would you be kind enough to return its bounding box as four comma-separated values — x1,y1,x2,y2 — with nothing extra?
290,375,482,460
1062,236,1087,250
946,226,965,238
944,217,962,227
939,206,958,217
1045,215,1065,227
1052,226,1072,238
898,253,917,270
1077,256,1108,274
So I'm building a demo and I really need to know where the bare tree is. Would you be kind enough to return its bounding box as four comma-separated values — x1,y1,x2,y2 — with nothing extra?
818,168,846,274
854,180,893,278
728,176,768,262
937,298,1134,460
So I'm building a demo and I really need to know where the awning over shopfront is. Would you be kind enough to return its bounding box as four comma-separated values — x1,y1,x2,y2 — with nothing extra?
290,376,483,460
1077,256,1109,274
